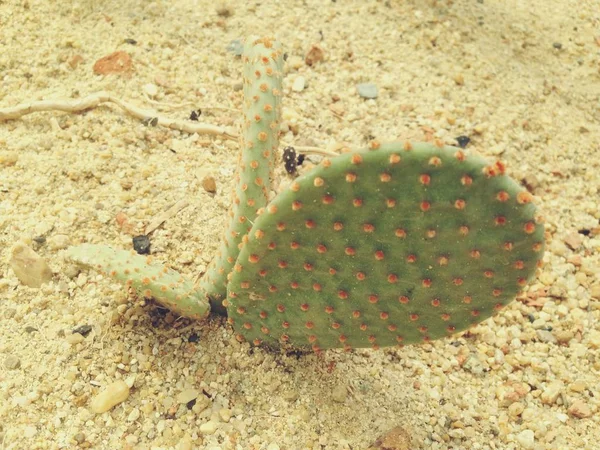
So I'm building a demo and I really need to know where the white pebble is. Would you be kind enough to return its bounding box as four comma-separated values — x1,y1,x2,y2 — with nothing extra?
199,420,218,435
292,76,306,92
143,83,158,97
516,429,535,449
90,380,130,413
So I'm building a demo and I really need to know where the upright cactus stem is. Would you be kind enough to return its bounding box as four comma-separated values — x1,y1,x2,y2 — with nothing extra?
200,36,284,314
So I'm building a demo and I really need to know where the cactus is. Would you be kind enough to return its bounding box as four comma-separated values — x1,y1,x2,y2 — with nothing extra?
67,244,209,320
226,141,544,351
199,36,283,314
67,36,283,317
66,36,545,352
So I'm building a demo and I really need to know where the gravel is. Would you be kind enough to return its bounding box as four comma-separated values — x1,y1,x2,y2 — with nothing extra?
0,0,599,448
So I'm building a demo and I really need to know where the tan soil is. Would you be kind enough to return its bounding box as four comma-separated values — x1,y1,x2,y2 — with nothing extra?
1,0,599,449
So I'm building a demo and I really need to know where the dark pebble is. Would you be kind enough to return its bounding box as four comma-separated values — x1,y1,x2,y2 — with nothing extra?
73,324,93,337
455,135,471,148
133,235,151,255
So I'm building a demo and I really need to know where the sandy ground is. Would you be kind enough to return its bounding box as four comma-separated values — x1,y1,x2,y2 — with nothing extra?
1,0,600,449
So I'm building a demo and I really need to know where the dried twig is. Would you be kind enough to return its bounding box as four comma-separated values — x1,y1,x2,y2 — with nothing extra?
0,92,238,140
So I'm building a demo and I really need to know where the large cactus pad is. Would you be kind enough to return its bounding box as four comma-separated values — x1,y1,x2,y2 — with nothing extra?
226,142,545,350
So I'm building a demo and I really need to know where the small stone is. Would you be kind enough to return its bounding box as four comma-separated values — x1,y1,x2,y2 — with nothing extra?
540,382,562,405
9,242,53,288
199,421,218,435
127,407,140,422
292,76,306,92
357,83,378,99
552,42,563,49
93,51,133,76
564,232,583,250
568,399,592,418
72,324,93,337
132,235,151,255
219,408,232,422
90,380,130,413
522,174,540,193
516,429,535,449
454,73,465,85
368,426,411,450
455,135,470,148
266,444,280,450
305,44,325,66
202,176,217,193
536,330,557,344
569,381,587,393
226,40,244,56
590,284,600,300
508,402,524,417
4,355,21,370
66,333,85,345
47,234,71,250
332,384,347,403
143,83,158,98
73,432,86,444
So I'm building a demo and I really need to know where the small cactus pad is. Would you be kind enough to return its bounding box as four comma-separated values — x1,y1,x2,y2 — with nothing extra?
226,142,545,350
201,36,284,314
67,244,210,320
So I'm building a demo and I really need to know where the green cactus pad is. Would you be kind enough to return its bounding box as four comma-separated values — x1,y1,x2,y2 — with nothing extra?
201,36,284,314
67,244,210,320
226,142,545,350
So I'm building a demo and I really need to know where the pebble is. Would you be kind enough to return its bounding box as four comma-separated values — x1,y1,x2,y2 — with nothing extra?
199,421,218,435
368,426,411,450
292,76,306,92
143,83,158,98
176,388,200,404
508,402,525,417
9,242,53,288
226,39,244,56
536,330,557,344
540,382,562,405
219,408,232,422
266,444,280,450
516,429,535,449
90,380,130,413
66,333,85,345
305,44,325,66
93,51,132,75
4,355,21,370
47,234,70,250
568,399,592,418
202,176,217,193
357,83,378,99
332,384,347,403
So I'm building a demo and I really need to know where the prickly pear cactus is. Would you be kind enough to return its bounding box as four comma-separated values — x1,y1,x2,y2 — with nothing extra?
226,142,545,351
200,36,284,314
67,244,210,320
